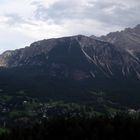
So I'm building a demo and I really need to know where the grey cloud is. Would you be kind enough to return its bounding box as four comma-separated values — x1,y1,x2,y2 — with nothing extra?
33,0,140,28
34,0,87,23
35,4,48,21
4,13,37,27
5,13,26,25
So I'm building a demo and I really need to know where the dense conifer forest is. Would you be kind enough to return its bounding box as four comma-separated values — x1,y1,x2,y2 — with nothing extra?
0,113,140,140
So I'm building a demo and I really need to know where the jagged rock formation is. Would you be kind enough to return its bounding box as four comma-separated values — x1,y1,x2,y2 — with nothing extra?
100,24,140,54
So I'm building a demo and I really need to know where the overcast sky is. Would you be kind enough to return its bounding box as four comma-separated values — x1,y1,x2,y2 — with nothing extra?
0,0,140,53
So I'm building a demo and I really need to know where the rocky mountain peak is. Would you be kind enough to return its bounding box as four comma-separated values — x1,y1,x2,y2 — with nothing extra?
0,33,140,80
100,24,140,53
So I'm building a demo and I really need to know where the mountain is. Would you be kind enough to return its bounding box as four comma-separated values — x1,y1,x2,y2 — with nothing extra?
1,34,140,79
100,24,140,53
0,26,140,108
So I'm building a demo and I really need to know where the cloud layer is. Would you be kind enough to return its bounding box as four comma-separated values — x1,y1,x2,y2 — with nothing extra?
0,0,140,53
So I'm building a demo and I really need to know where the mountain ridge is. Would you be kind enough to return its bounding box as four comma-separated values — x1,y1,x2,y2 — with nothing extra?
100,24,140,52
0,26,140,107
0,32,140,80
